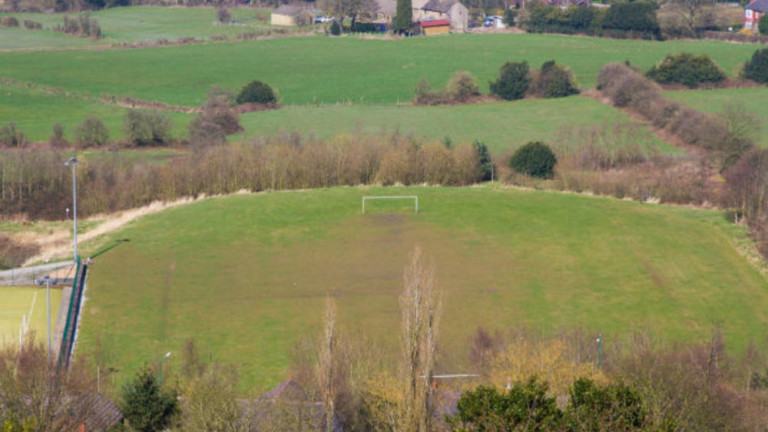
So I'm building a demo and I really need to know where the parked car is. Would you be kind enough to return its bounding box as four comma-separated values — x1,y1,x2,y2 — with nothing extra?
315,15,334,23
483,15,506,28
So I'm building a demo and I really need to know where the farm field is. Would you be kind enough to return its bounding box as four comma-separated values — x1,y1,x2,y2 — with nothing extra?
0,33,761,107
665,87,768,148
0,6,277,49
0,286,63,348
236,97,678,154
77,186,768,390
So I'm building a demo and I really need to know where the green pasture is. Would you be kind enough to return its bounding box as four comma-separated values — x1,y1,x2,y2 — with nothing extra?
0,33,760,107
238,97,676,154
0,84,191,142
0,286,62,348
0,6,278,49
665,87,768,148
77,186,768,391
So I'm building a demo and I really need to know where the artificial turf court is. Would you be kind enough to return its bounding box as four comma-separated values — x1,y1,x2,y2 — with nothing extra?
77,186,768,390
0,286,63,348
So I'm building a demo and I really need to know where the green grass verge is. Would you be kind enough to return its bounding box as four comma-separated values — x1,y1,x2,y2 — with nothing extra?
665,87,768,148
77,186,768,391
0,33,761,106
0,286,63,348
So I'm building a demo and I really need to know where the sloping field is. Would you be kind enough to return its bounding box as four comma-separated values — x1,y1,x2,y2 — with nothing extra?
665,87,768,148
77,186,768,390
0,33,760,106
0,286,62,348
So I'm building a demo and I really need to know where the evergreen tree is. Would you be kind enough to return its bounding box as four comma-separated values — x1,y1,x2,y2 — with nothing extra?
120,367,179,432
393,0,412,34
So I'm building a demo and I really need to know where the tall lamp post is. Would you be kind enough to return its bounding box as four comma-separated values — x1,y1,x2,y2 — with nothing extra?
64,157,80,262
158,352,171,385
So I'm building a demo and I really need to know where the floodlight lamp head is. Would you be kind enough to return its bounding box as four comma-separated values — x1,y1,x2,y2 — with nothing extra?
165,352,172,359
64,157,80,166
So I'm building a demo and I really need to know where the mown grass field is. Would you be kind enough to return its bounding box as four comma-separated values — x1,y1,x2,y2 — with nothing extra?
665,87,768,148
0,287,62,348
0,6,277,49
0,33,761,107
77,186,768,391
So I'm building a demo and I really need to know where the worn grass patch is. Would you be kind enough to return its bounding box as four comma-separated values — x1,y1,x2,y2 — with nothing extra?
76,186,767,391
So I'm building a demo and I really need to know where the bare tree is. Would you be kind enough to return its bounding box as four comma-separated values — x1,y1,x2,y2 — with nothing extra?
667,0,714,35
399,247,442,432
317,296,337,432
319,0,379,29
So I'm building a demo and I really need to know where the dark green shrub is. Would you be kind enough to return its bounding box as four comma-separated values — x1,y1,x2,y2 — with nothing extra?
473,140,494,181
533,60,579,98
124,110,173,147
119,368,179,432
330,20,341,35
75,116,109,148
760,14,768,36
236,80,276,105
447,378,562,431
743,48,768,84
567,378,646,431
504,8,516,27
490,61,530,101
510,141,557,178
602,1,660,39
0,122,26,148
646,53,726,88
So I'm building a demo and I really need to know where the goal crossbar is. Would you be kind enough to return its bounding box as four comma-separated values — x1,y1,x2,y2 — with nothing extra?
362,196,418,214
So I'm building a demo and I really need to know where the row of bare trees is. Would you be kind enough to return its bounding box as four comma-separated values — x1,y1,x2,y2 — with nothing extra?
0,134,485,220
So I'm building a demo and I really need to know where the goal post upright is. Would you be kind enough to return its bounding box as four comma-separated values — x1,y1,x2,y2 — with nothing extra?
362,196,419,214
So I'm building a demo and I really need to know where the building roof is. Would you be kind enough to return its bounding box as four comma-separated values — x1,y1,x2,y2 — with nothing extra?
422,0,453,13
273,4,304,16
746,0,768,12
73,393,123,432
420,18,450,27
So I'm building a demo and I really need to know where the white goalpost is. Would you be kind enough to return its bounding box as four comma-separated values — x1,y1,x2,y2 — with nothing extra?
362,196,419,214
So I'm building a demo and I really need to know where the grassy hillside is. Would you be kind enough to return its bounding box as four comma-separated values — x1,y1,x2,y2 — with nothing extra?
665,88,768,148
77,186,768,391
0,33,760,106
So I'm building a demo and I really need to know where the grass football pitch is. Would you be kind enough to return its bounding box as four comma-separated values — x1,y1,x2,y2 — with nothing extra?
77,186,768,390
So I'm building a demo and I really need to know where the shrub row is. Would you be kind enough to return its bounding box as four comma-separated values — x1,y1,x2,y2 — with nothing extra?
491,60,579,101
524,1,661,40
53,14,101,38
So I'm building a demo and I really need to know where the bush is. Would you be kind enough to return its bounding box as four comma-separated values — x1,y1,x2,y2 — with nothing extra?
446,71,480,103
23,19,42,30
0,122,26,148
189,87,242,145
119,368,179,432
510,141,557,178
54,14,101,38
50,123,68,147
412,78,446,106
646,53,726,88
236,80,277,105
124,110,173,147
330,20,341,35
533,60,579,98
217,7,231,23
760,14,768,36
75,116,109,147
0,16,20,27
490,61,530,101
743,48,768,84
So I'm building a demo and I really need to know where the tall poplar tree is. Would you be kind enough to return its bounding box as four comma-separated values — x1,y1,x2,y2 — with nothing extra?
393,0,412,34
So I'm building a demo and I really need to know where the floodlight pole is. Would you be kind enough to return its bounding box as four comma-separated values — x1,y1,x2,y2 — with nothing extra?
597,333,602,369
64,157,80,262
158,352,171,385
45,277,51,361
